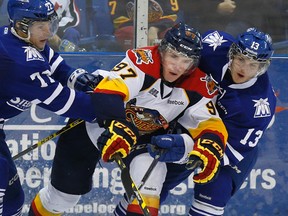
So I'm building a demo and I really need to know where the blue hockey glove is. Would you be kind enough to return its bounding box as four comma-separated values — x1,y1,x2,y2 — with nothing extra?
68,69,103,92
148,134,186,162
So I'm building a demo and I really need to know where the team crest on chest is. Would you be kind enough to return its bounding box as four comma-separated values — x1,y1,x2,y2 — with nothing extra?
253,98,271,118
133,49,153,64
23,46,45,62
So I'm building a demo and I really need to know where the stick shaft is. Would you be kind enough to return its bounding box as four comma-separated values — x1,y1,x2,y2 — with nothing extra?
138,155,159,191
12,119,84,160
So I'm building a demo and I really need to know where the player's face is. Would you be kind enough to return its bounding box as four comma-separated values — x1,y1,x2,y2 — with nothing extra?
29,21,55,50
230,54,262,83
161,48,194,82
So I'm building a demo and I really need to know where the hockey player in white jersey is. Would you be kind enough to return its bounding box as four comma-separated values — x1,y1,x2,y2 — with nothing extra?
147,28,276,215
28,22,228,215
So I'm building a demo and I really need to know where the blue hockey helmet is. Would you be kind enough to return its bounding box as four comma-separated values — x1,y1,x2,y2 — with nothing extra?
159,22,202,59
229,28,274,76
7,0,58,36
235,28,273,61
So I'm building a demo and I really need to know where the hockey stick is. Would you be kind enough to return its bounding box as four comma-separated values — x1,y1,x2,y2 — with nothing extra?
12,119,84,160
137,153,160,191
113,153,151,216
124,152,161,206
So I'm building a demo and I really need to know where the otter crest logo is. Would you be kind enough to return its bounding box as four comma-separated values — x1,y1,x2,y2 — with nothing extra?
133,49,153,64
23,46,44,62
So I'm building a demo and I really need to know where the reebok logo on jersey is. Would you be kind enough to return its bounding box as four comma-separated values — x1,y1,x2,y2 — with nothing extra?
253,98,271,118
133,49,154,64
23,46,45,62
202,31,228,51
199,193,212,200
168,99,184,106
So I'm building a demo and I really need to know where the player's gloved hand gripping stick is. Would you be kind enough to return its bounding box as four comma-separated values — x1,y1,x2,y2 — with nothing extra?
97,119,139,162
186,137,224,184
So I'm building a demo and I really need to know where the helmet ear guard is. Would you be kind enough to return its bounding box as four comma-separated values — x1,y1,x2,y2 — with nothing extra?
16,18,30,35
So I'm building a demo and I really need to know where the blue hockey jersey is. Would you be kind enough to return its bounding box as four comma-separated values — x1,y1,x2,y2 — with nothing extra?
199,30,276,166
0,26,97,122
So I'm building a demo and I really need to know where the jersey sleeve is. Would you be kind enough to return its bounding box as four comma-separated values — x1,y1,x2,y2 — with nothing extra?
22,66,96,121
178,94,228,145
92,47,161,122
94,47,161,101
41,46,75,86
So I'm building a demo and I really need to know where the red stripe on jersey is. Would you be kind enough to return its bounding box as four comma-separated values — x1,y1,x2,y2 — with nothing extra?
94,88,126,99
127,203,159,216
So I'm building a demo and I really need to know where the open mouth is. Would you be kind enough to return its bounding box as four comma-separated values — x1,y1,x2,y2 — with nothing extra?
169,71,178,76
237,73,244,78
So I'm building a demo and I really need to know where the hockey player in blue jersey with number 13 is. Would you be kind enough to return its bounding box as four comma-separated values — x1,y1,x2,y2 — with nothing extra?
148,28,276,215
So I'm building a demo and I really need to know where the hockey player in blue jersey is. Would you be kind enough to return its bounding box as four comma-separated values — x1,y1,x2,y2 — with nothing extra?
147,28,276,215
0,0,139,215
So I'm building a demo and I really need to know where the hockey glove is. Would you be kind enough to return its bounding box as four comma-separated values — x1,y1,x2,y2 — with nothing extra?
148,134,186,163
97,120,139,162
186,138,224,184
68,69,103,93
